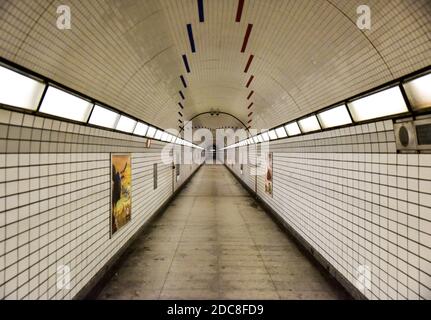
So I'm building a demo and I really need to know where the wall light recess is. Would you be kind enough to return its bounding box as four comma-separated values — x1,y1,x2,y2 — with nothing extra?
39,86,93,122
317,104,352,129
0,65,46,110
347,86,408,122
284,122,301,136
298,115,321,133
403,73,431,111
275,126,287,138
89,105,120,129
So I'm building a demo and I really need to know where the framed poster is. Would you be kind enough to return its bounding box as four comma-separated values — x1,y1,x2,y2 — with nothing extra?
111,154,132,236
265,152,273,196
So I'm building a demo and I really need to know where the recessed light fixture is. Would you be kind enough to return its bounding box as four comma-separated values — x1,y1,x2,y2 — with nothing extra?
298,115,321,133
403,73,431,111
284,122,301,136
0,65,45,110
116,115,137,133
39,86,93,122
317,104,352,129
89,105,120,129
347,86,408,122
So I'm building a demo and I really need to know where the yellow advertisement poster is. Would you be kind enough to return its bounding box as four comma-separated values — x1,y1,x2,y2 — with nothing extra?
111,154,132,235
265,152,273,196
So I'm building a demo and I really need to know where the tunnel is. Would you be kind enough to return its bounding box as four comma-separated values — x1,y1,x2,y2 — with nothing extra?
0,0,431,303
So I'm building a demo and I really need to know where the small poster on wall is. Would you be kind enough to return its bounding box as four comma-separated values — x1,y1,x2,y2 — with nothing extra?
176,164,180,182
111,154,132,236
265,152,273,196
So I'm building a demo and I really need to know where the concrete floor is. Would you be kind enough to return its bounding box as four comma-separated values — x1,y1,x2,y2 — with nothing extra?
97,165,349,300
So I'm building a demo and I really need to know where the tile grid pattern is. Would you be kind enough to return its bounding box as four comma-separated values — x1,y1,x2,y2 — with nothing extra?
230,119,431,300
0,111,202,299
1,0,430,129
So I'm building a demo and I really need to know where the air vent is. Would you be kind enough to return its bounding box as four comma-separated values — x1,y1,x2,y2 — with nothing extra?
394,116,431,151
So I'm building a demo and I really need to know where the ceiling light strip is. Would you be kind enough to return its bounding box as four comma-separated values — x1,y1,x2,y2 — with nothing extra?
0,61,201,148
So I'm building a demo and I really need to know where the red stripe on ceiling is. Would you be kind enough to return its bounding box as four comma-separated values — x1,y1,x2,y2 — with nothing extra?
244,55,254,73
247,102,254,109
236,0,245,22
241,24,253,53
179,91,185,99
246,75,254,87
247,91,254,99
178,111,183,117
247,126,251,129
247,119,252,124
178,102,184,109
248,112,253,117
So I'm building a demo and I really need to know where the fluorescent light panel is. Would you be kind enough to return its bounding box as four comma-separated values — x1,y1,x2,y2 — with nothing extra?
0,65,46,110
154,130,163,140
317,104,352,129
284,122,301,136
116,115,137,133
348,86,408,122
298,115,321,133
403,73,431,111
275,126,287,138
40,86,93,122
146,126,156,138
134,122,149,136
268,130,278,140
89,105,119,129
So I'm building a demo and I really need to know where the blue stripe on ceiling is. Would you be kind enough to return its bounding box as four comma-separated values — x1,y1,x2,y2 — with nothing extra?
198,0,204,22
187,24,196,53
182,54,191,73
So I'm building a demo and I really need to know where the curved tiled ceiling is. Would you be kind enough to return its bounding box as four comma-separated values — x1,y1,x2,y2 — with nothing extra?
0,0,430,131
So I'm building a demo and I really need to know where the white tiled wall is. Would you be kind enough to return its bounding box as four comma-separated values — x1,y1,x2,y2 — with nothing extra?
230,120,431,300
0,110,202,300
